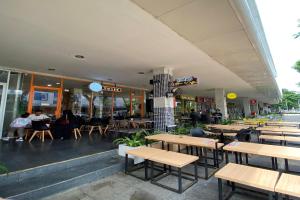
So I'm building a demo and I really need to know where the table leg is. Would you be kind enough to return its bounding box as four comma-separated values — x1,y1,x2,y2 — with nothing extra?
145,159,148,179
178,144,181,153
239,153,243,164
204,148,208,179
145,139,148,146
234,152,238,164
178,168,182,193
186,146,189,154
150,161,154,180
285,159,289,172
213,150,217,167
125,154,128,174
215,142,219,168
161,141,165,150
271,157,275,170
218,178,223,200
245,153,249,165
196,147,199,156
167,143,170,151
231,182,235,192
194,161,198,181
275,158,278,170
191,146,193,155
225,151,229,164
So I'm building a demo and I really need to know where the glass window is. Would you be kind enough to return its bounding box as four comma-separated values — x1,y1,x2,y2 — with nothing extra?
114,87,130,119
3,72,31,134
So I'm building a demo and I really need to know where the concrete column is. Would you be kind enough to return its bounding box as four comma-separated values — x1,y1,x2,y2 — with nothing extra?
214,89,228,119
153,67,175,131
252,101,259,115
242,98,251,117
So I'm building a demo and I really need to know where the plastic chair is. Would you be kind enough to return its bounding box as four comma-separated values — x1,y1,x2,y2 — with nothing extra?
29,120,53,142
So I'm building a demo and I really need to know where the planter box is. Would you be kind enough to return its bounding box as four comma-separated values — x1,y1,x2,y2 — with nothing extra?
118,144,144,164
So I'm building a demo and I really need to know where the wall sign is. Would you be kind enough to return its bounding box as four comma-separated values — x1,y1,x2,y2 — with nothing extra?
89,82,102,92
227,92,237,100
169,76,198,87
103,85,122,92
250,99,257,105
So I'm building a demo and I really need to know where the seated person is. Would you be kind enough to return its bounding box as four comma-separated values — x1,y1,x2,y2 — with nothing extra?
29,109,49,121
53,110,77,140
2,113,31,142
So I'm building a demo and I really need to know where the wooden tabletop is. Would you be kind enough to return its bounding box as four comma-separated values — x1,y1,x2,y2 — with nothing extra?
224,141,300,161
206,131,237,137
206,124,250,131
215,163,279,192
259,135,285,141
145,133,223,149
275,173,300,197
149,151,198,168
126,146,166,159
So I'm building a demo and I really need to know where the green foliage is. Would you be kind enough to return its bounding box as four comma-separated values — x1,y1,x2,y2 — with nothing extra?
275,89,300,110
173,126,189,135
0,163,8,174
113,129,149,147
293,60,300,73
221,119,234,125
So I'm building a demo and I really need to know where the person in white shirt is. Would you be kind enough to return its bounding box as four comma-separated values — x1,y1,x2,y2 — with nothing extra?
29,109,49,121
2,113,31,142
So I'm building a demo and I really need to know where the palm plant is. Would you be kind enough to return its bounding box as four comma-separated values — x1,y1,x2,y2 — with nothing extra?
113,129,149,147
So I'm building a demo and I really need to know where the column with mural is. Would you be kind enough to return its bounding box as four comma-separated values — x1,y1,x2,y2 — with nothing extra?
153,67,175,131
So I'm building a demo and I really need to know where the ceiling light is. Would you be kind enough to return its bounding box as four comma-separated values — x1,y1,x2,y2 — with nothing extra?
47,84,52,87
74,55,85,59
107,78,113,81
48,68,56,71
56,82,60,85
64,89,70,92
138,72,145,74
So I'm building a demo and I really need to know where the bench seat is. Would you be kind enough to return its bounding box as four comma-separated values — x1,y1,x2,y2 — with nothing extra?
215,163,279,200
275,173,300,198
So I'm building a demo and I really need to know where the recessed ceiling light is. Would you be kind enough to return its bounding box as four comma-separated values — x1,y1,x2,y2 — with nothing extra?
138,72,145,74
47,84,52,87
56,82,60,85
74,55,85,59
48,68,56,71
64,89,70,92
107,78,113,81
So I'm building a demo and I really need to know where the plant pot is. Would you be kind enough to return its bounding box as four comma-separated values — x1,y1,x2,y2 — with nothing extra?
118,144,144,164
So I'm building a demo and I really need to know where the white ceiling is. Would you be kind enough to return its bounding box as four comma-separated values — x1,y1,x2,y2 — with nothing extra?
0,0,278,102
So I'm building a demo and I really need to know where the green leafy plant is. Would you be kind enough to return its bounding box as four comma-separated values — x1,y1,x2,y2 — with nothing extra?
221,119,234,125
173,126,189,135
113,129,149,147
0,163,8,174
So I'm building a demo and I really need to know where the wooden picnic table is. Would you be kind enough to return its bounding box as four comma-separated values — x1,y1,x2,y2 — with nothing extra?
145,133,224,179
215,163,279,200
125,147,198,193
223,141,300,172
257,127,300,136
206,124,251,132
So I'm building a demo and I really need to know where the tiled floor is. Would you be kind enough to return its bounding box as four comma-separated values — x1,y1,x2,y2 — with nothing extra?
0,133,116,172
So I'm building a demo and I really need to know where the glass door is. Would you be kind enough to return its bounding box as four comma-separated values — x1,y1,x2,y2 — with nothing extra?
0,83,8,138
29,86,62,118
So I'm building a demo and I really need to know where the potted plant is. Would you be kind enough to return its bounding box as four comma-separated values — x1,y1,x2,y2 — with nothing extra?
113,129,148,164
0,163,8,175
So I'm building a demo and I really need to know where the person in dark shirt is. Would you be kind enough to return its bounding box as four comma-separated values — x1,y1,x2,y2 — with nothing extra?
190,109,199,127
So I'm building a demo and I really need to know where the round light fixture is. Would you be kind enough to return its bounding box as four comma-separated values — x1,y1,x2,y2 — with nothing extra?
47,84,52,87
74,55,85,59
137,72,145,74
56,82,60,85
88,82,102,92
227,92,237,100
48,68,56,71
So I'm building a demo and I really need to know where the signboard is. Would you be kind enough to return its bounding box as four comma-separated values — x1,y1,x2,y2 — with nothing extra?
169,76,197,87
227,92,237,100
103,85,122,92
89,82,102,92
250,99,257,105
177,95,195,101
196,97,214,103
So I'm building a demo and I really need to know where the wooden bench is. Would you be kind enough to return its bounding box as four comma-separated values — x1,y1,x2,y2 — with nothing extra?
149,151,198,193
125,147,166,180
215,163,280,200
275,173,300,198
206,131,237,137
259,135,300,145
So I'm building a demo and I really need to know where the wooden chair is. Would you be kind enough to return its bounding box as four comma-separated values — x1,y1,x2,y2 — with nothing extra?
88,118,102,135
73,128,82,139
29,121,53,142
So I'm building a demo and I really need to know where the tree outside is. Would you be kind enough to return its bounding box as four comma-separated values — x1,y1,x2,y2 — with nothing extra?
276,89,300,110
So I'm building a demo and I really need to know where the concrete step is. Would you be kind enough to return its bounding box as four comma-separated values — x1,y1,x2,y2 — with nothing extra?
0,149,123,200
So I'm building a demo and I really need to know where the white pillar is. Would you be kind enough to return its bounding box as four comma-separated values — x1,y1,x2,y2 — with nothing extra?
242,98,251,117
214,89,228,119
